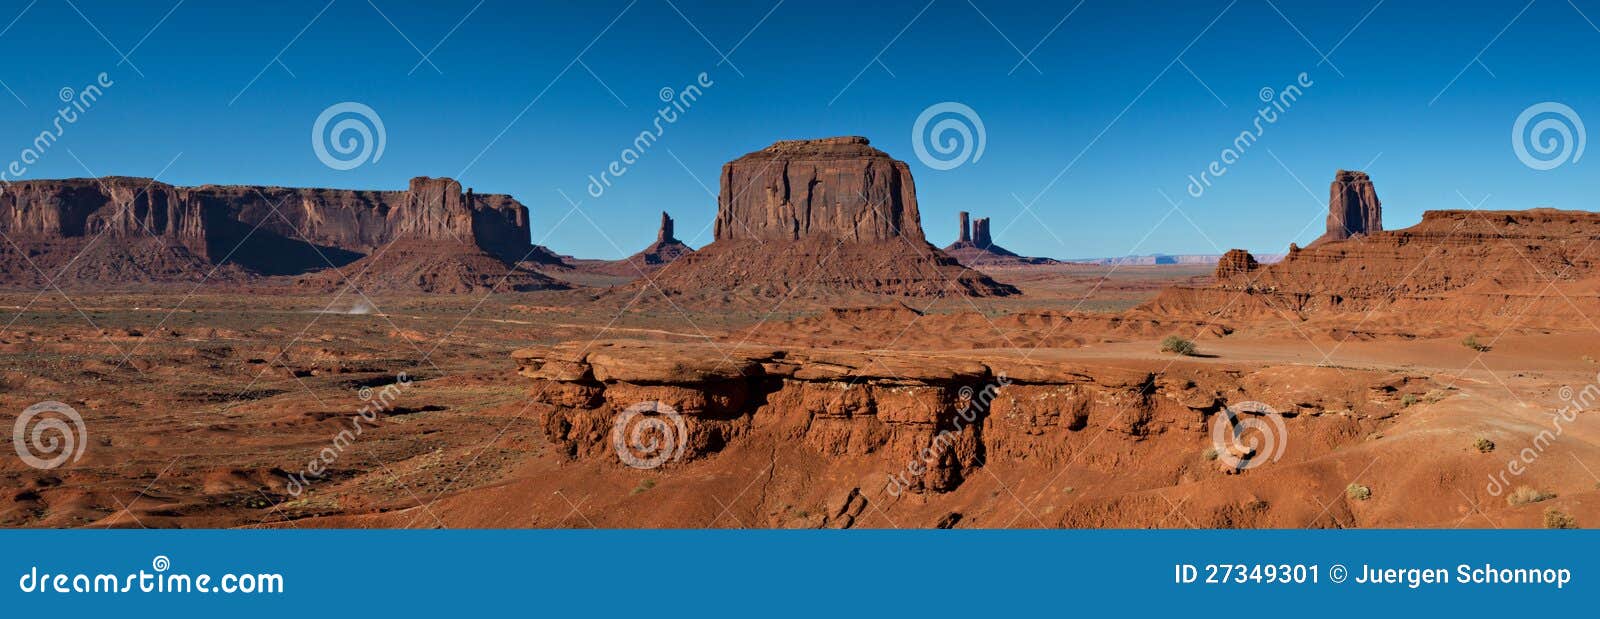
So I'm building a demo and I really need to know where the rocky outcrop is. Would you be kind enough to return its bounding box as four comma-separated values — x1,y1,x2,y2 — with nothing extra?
972,217,992,248
0,176,540,286
1213,249,1259,280
714,136,923,242
657,212,675,243
514,340,1400,498
1313,170,1381,245
582,211,696,278
942,212,1058,267
1142,208,1600,330
644,137,1018,299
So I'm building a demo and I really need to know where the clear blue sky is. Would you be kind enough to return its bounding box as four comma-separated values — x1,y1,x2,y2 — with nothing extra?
1,0,1596,259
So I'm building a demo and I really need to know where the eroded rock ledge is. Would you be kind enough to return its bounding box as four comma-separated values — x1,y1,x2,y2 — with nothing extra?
515,340,1413,495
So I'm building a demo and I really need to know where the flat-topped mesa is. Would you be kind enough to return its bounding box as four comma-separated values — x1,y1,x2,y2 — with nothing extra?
0,175,535,280
713,136,925,243
1141,205,1600,329
1314,169,1382,245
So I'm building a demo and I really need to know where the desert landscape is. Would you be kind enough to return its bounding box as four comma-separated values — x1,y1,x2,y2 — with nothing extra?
1,134,1595,530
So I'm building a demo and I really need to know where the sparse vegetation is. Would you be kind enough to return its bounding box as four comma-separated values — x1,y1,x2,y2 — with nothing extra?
1346,483,1372,501
630,478,657,495
1507,486,1555,506
1401,394,1418,408
1474,437,1496,453
1161,335,1198,356
1202,446,1219,461
1544,508,1577,529
1461,335,1491,352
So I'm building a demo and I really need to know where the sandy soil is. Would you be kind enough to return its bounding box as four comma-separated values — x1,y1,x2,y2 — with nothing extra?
2,263,1596,529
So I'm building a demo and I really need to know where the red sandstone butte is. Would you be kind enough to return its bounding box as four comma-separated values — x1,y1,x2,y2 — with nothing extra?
1313,170,1382,245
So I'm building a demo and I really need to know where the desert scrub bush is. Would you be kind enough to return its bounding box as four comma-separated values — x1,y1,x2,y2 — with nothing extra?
1474,437,1495,453
1346,483,1372,501
1544,508,1576,529
630,478,657,495
1401,394,1418,408
1461,335,1490,352
1507,486,1555,506
1161,335,1197,356
1203,446,1219,461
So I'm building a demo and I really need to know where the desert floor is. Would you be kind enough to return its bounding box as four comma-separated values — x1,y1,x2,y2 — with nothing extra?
2,263,1596,529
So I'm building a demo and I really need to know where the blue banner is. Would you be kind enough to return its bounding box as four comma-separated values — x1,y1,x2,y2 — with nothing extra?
0,530,1591,615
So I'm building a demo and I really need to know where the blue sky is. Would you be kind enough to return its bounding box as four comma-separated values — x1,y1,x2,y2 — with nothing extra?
1,0,1596,259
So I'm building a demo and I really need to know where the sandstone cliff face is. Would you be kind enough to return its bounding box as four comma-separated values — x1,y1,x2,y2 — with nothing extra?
0,176,534,280
1314,170,1381,245
714,136,924,242
1213,249,1259,280
515,340,1400,506
640,136,1018,299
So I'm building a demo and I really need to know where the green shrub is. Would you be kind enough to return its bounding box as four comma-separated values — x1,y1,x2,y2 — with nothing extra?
1346,483,1372,501
1544,508,1577,529
1161,335,1198,356
1401,394,1419,408
1462,335,1490,352
1474,438,1495,453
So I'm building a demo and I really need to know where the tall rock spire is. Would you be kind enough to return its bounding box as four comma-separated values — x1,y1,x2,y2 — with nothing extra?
1315,170,1382,244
